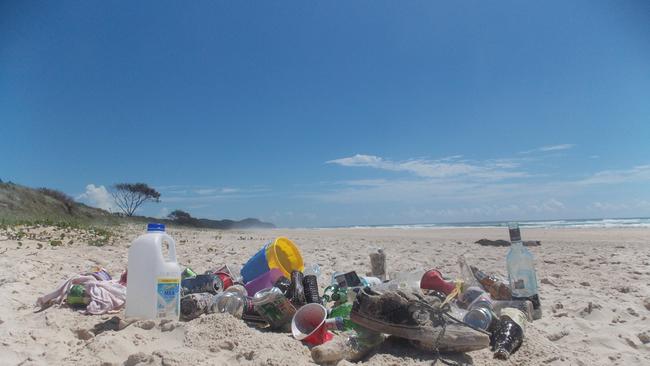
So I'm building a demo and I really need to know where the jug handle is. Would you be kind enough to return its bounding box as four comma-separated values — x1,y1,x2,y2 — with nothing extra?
156,233,177,262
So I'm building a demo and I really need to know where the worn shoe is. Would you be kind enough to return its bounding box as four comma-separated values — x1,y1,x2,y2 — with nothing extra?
350,287,490,353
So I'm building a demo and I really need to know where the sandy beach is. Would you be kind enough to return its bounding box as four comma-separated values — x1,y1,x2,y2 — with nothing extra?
1,225,649,366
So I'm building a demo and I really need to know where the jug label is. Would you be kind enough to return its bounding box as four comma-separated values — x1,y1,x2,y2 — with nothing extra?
157,278,180,318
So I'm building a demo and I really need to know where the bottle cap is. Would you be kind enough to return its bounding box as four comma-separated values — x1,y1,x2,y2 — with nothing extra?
147,223,165,232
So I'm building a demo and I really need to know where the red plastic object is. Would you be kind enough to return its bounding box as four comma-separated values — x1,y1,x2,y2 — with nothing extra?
420,269,455,295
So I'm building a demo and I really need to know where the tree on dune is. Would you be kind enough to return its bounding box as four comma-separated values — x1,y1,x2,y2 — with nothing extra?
168,209,199,226
110,183,161,216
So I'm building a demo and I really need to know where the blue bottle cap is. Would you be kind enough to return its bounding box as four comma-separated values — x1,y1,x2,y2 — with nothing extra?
147,223,165,232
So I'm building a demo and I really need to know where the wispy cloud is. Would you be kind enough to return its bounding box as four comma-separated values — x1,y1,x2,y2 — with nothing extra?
156,185,270,204
574,164,650,185
519,144,575,154
317,151,650,223
539,144,575,152
193,187,240,195
327,154,528,181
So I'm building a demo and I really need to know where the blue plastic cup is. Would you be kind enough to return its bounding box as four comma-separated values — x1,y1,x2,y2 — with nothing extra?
241,243,271,283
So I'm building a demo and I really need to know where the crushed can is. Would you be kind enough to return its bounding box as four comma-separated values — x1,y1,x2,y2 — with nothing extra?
180,293,215,320
181,274,224,296
252,287,296,329
67,284,89,307
182,267,197,279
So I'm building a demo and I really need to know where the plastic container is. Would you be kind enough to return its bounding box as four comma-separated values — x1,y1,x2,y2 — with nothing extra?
126,223,181,320
360,276,382,287
369,248,386,281
241,237,304,283
375,269,424,292
244,268,283,296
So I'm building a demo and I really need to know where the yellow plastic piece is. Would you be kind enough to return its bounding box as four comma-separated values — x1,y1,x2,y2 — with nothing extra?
442,279,464,307
265,237,304,278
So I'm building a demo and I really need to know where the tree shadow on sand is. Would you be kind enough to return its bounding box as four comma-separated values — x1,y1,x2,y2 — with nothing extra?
373,336,475,365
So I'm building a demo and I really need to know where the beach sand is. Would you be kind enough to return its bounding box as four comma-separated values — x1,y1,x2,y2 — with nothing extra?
1,225,649,365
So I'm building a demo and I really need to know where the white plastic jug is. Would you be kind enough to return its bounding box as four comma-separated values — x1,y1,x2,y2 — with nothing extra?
125,223,181,320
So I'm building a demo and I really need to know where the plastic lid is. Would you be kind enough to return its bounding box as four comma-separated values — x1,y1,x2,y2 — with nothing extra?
147,223,165,232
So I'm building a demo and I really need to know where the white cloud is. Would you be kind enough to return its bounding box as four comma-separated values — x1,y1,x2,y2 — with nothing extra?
327,154,527,180
520,144,575,154
157,207,170,218
76,184,114,211
529,199,565,212
539,144,574,152
575,164,650,185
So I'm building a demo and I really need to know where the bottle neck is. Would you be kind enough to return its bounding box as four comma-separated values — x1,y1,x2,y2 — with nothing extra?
510,240,524,250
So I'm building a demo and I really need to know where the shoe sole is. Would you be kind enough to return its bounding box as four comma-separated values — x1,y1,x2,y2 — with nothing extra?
351,310,490,353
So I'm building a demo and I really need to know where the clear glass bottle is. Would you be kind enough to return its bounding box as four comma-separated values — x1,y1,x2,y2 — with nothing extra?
506,223,538,298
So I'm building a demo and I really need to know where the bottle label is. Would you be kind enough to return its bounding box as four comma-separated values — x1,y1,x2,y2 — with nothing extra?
500,307,527,333
157,277,180,318
513,278,525,290
509,227,521,242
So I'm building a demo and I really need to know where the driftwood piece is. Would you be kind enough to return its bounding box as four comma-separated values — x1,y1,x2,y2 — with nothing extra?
475,239,541,247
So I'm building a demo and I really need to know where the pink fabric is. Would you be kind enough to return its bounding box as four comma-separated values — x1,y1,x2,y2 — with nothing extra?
37,274,126,315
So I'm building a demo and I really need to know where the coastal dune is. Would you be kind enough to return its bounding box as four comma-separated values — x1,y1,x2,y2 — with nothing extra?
1,225,648,365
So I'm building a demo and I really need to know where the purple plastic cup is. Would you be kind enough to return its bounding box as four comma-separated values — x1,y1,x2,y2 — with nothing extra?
244,268,283,296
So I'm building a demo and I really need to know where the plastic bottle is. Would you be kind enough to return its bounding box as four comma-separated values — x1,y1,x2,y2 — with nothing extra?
506,222,541,319
457,255,481,289
375,269,424,292
369,248,386,281
329,303,355,331
492,307,526,360
126,223,181,320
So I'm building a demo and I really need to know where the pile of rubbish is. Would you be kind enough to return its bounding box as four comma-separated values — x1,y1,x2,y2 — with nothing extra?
37,222,542,363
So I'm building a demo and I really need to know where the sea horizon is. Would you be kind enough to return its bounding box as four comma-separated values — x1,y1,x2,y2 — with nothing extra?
303,217,650,230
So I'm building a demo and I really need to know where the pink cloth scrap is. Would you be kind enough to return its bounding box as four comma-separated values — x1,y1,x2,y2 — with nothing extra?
37,274,127,315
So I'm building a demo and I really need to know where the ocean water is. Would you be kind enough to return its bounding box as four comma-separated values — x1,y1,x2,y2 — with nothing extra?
343,218,650,229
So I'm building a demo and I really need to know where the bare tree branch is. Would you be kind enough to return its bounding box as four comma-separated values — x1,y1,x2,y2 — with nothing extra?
110,183,161,216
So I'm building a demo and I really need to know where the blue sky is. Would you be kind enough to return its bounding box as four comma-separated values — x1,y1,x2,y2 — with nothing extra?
2,1,649,227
